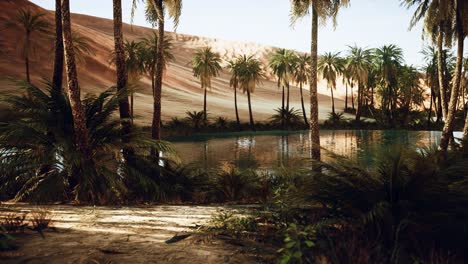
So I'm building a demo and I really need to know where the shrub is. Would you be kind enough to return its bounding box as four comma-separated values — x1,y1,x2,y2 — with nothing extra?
1,213,27,233
270,107,304,129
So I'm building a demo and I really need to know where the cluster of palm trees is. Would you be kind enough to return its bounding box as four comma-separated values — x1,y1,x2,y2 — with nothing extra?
192,48,263,131
314,45,423,127
403,0,468,151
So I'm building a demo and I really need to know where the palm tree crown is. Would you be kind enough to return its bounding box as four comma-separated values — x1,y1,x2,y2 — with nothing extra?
192,47,222,89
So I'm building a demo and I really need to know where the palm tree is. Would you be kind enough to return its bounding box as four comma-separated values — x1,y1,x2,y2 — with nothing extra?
374,44,404,124
112,0,132,150
141,32,174,98
192,47,222,121
346,45,373,122
8,9,49,83
110,39,146,119
227,58,242,130
290,0,349,160
61,0,93,169
342,63,353,111
237,55,264,131
318,52,345,115
135,0,182,148
269,49,297,111
52,0,64,92
71,30,95,64
294,53,310,126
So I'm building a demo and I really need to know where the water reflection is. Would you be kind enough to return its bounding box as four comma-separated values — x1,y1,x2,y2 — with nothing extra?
170,130,455,170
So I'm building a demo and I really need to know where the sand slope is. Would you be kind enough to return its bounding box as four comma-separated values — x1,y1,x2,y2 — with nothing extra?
0,0,347,124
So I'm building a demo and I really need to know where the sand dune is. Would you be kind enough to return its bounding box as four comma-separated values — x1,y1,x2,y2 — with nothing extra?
0,0,349,125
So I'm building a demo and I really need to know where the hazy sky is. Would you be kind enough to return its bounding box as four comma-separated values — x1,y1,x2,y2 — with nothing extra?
30,0,446,67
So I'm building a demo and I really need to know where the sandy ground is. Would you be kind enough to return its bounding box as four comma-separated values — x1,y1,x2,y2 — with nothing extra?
0,0,348,126
0,204,269,264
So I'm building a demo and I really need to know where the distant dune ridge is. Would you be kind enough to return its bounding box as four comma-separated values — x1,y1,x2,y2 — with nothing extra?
0,0,346,125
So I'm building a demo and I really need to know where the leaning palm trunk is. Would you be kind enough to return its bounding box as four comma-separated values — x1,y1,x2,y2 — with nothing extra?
247,89,255,131
309,7,321,160
112,0,132,143
61,0,92,159
52,0,64,91
300,81,308,126
440,25,464,150
437,30,448,120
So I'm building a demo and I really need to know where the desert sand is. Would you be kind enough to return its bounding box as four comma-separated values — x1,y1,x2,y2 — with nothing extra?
0,204,270,263
0,0,348,125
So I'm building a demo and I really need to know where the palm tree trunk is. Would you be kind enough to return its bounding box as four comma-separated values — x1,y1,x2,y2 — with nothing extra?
234,83,241,130
436,87,442,122
331,88,335,115
25,33,30,83
355,82,362,121
52,0,64,92
247,89,255,131
437,29,448,120
286,82,290,110
309,6,321,160
300,82,308,126
441,25,464,150
61,0,92,157
130,94,134,123
351,84,355,110
203,87,207,121
151,0,164,153
281,85,285,128
427,86,433,127
112,0,132,143
345,83,348,110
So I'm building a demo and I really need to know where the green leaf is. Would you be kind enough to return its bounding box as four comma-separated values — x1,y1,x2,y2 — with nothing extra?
286,241,296,249
305,240,315,247
293,251,302,258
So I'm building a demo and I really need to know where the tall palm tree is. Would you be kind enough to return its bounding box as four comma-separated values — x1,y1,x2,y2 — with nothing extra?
290,0,350,160
227,58,242,130
8,9,49,83
238,55,264,131
346,45,373,122
294,53,310,126
269,49,297,111
374,44,404,124
192,47,222,121
136,0,182,147
318,51,345,115
112,0,132,149
52,0,64,92
61,0,92,161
